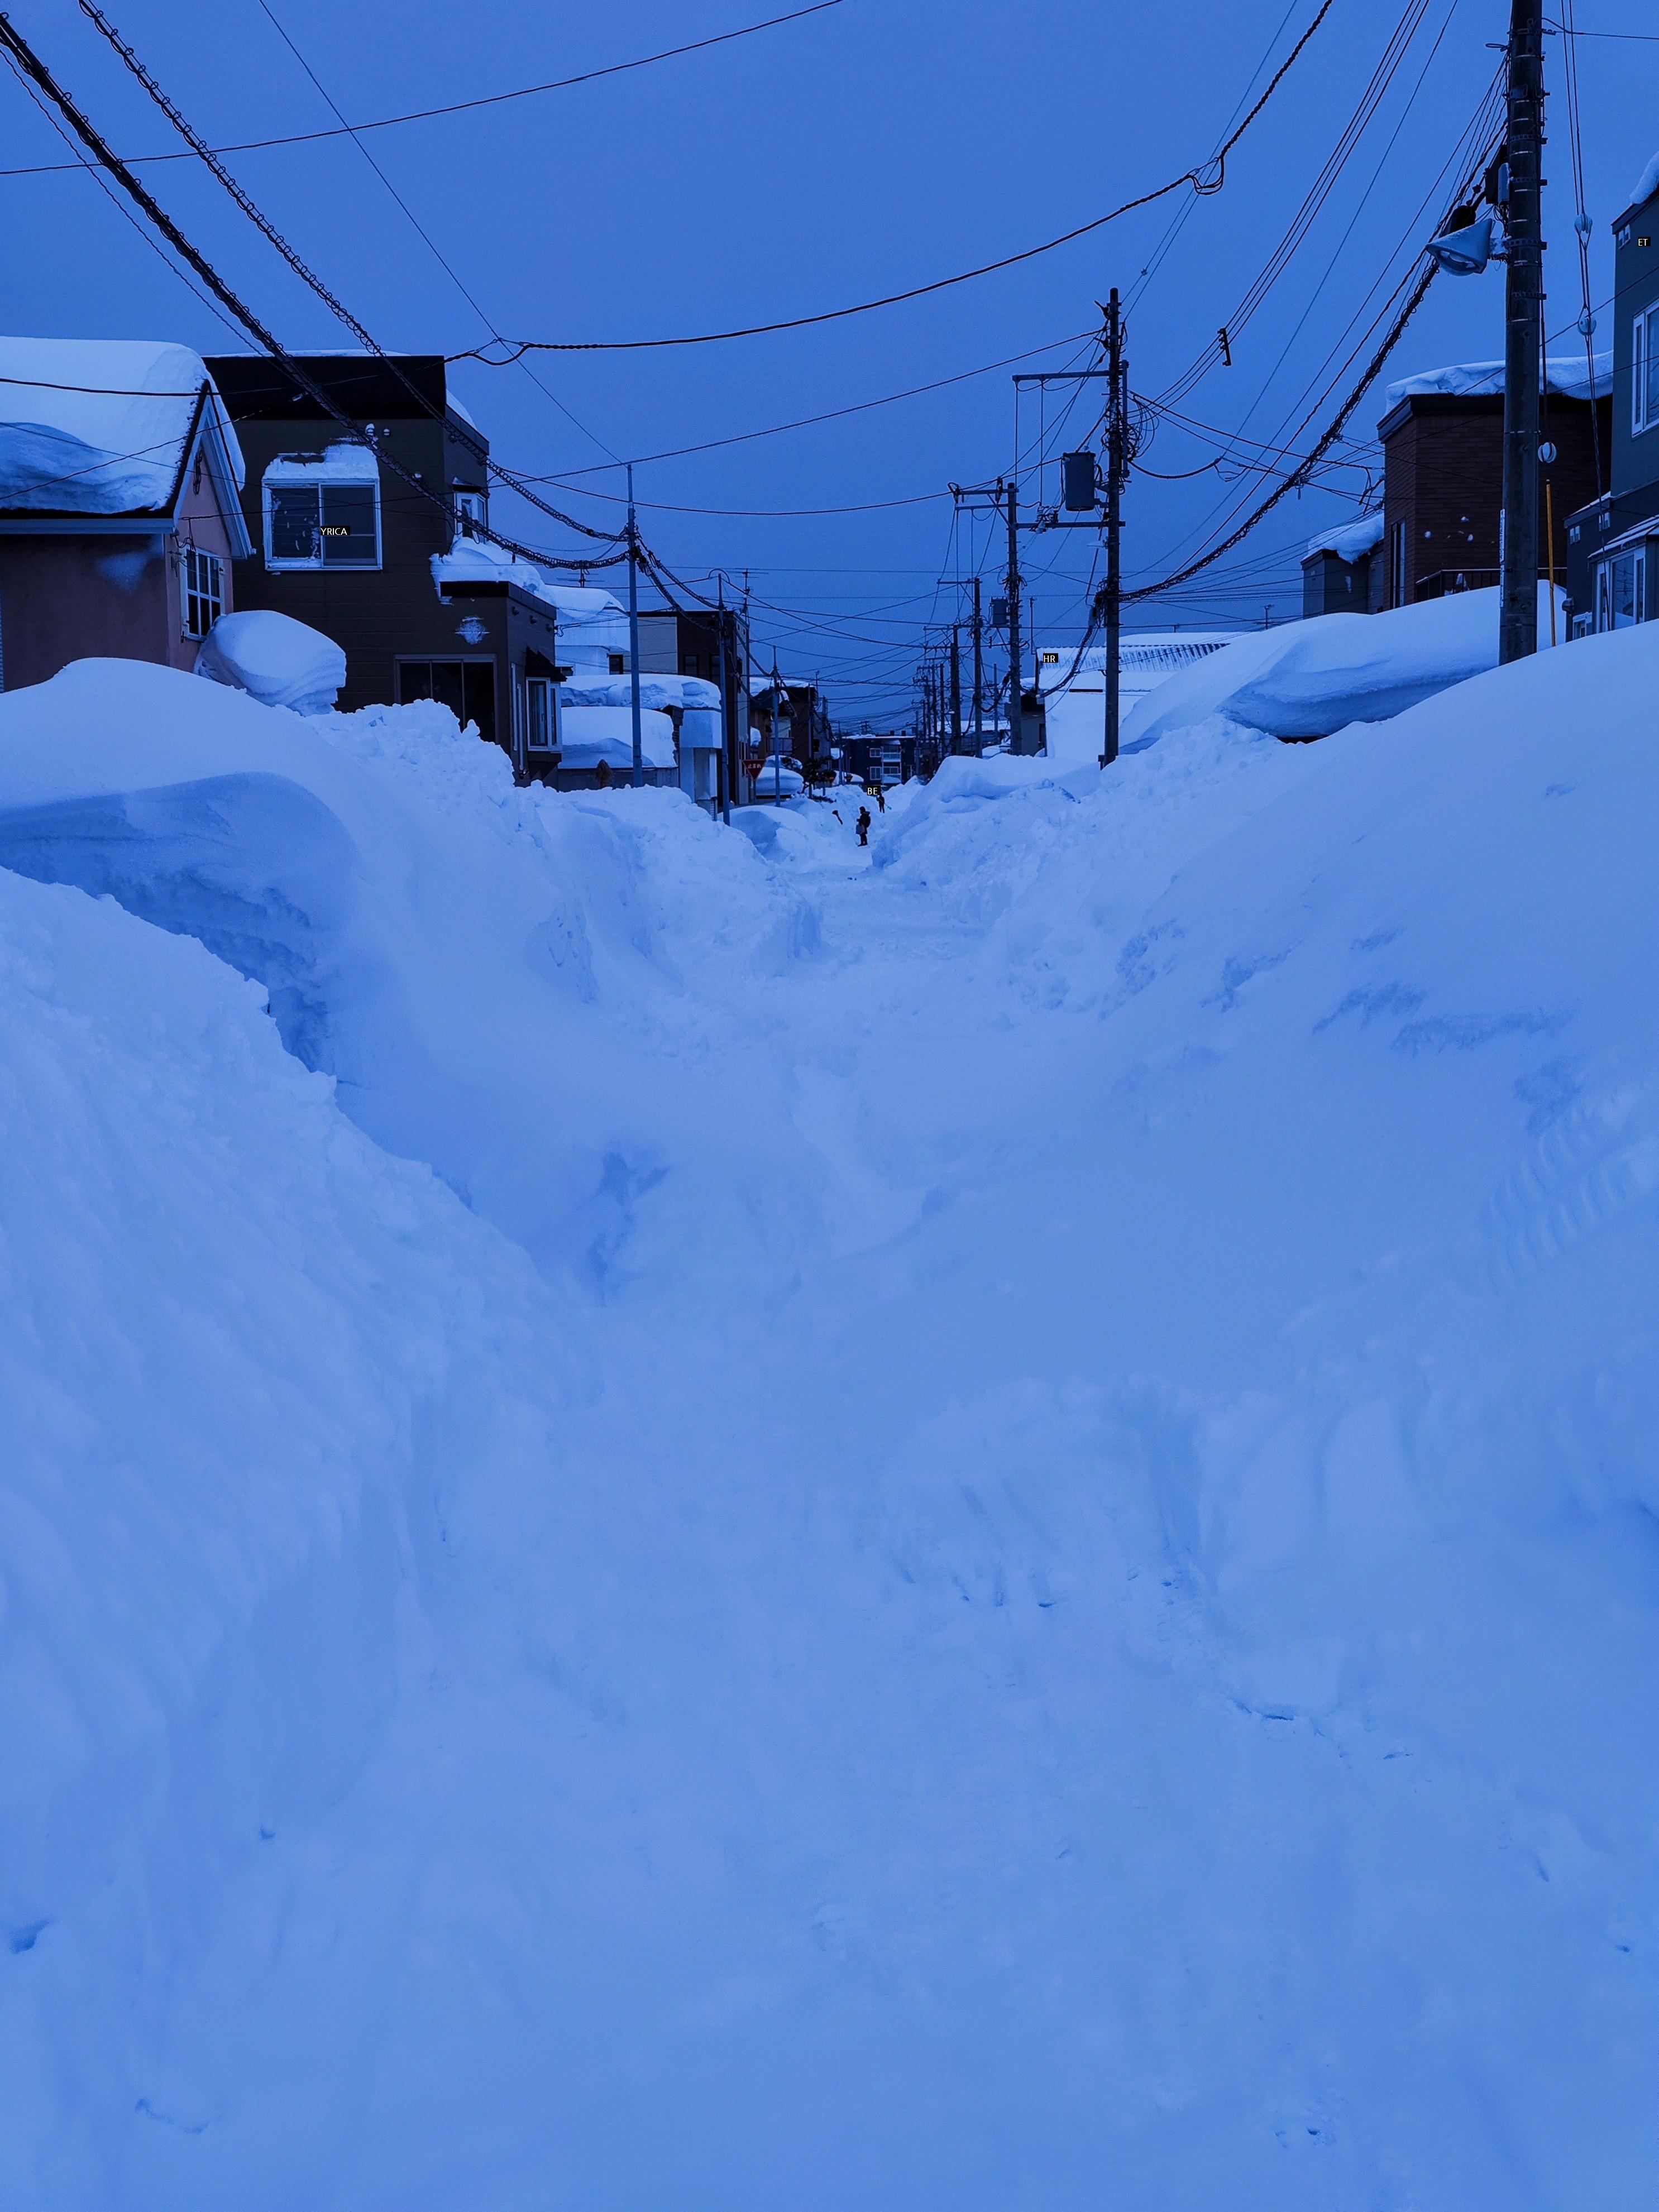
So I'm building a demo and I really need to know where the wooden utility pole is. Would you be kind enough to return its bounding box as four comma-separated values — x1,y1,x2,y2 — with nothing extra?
1499,0,1545,664
949,624,963,753
1101,290,1126,768
1004,480,1023,753
626,461,644,786
971,576,984,750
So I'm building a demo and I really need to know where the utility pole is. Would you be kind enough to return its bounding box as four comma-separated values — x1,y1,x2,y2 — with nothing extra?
771,657,785,802
626,460,644,786
1004,479,1023,753
1101,289,1125,769
950,624,963,753
715,572,733,825
971,576,983,751
1499,0,1545,664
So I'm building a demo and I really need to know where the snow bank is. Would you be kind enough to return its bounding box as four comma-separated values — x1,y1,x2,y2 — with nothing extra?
0,337,241,516
194,610,345,716
3,631,1658,2206
1122,582,1563,746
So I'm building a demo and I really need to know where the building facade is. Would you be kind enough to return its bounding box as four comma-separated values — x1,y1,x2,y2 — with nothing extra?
1563,167,1659,634
204,352,571,777
1301,361,1610,620
0,338,251,691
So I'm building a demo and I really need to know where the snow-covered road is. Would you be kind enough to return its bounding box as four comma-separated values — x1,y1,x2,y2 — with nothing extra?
2,646,1655,2208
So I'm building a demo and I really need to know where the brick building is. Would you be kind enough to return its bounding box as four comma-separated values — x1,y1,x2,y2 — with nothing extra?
1302,360,1610,617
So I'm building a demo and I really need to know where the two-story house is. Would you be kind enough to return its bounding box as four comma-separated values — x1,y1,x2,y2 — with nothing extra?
1562,156,1659,633
204,351,566,776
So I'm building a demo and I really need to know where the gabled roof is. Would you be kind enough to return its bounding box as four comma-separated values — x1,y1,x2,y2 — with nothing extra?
0,337,248,547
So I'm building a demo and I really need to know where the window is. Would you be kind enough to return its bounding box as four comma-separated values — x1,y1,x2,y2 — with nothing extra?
1633,304,1659,434
263,450,381,570
608,652,627,675
396,658,497,745
180,544,223,640
1390,519,1409,608
1596,547,1647,630
453,489,487,539
525,674,556,751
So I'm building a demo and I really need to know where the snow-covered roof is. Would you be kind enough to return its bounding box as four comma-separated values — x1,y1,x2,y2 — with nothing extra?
264,442,379,485
1626,151,1659,215
556,705,676,772
560,671,720,713
1306,510,1384,562
1038,634,1236,692
0,336,243,516
1384,353,1612,408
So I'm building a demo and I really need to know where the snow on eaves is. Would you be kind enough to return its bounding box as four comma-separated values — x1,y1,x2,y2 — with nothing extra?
430,535,631,664
1306,509,1384,562
1384,352,1612,408
0,335,243,516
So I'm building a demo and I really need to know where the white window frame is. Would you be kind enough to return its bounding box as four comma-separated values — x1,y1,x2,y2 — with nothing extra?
180,543,223,640
262,460,383,573
453,489,488,540
525,674,557,751
1596,545,1647,630
1633,303,1659,435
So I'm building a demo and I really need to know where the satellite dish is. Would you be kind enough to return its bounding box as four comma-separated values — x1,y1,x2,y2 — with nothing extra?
1426,211,1494,276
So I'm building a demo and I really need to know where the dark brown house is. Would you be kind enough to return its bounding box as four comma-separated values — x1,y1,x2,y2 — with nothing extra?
0,338,251,692
204,352,565,778
1302,362,1610,618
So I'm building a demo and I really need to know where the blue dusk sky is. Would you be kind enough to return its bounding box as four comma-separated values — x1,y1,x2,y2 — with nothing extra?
2,0,1655,721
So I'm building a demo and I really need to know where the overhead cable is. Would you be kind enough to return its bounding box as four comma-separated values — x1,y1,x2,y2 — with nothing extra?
0,12,620,571
0,2,845,175
69,3,627,554
451,0,1337,357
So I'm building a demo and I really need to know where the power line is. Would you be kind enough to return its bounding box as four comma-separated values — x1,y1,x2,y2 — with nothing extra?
0,12,624,572
242,0,620,467
451,0,1337,357
66,3,628,552
0,2,846,175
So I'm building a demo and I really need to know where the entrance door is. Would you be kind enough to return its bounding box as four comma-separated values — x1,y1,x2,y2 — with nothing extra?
396,658,498,745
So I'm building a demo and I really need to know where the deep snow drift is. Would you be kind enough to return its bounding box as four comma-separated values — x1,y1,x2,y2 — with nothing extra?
2,639,1656,2210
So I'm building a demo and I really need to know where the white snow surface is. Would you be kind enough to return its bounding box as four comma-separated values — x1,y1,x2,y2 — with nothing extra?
2,640,1657,2207
1122,583,1563,746
0,337,241,515
195,610,346,716
1384,352,1612,406
1305,507,1384,561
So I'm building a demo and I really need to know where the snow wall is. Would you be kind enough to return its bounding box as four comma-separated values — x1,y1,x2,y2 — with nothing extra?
1,641,1656,2210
